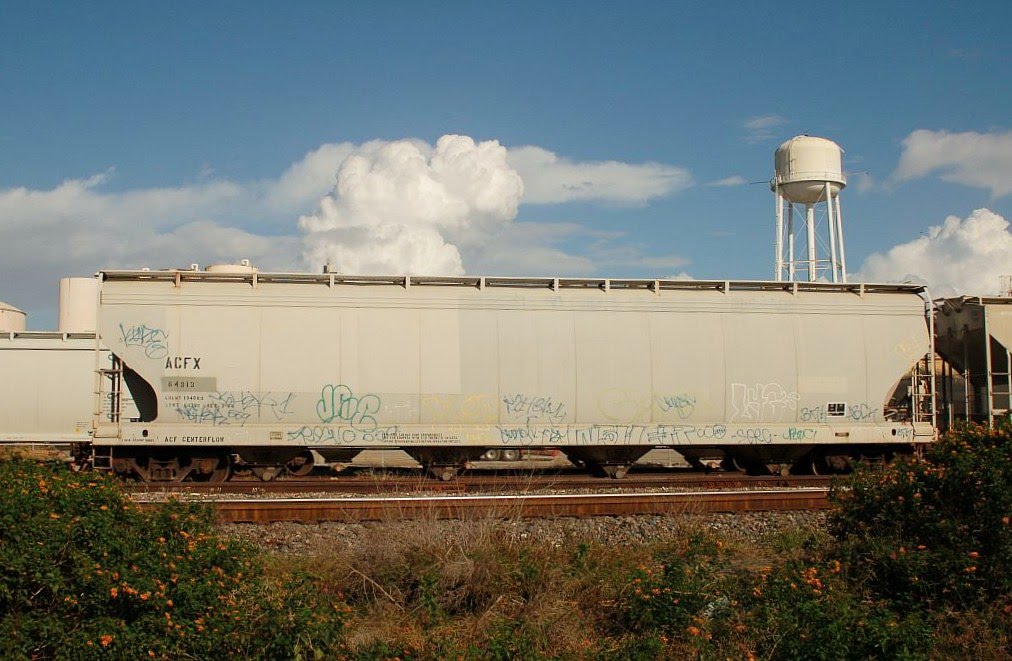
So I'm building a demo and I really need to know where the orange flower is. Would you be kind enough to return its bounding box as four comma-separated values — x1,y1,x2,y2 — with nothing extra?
100,635,113,647
686,626,702,636
109,587,118,598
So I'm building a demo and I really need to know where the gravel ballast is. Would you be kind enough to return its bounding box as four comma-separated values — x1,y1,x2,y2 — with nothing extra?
222,511,827,555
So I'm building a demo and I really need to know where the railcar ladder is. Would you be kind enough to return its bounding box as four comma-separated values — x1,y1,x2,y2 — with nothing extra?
92,356,124,469
911,353,935,427
986,338,1012,425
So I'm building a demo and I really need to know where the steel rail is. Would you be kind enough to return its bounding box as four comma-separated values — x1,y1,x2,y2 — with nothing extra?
165,488,831,523
126,474,838,496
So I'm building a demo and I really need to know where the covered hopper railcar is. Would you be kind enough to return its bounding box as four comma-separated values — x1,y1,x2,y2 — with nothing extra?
0,332,102,445
90,268,935,481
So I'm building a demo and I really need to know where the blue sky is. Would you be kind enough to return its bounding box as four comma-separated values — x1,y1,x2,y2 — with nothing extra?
2,1,1011,327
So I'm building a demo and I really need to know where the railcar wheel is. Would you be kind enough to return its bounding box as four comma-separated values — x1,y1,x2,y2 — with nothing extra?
252,466,282,482
501,448,521,462
430,465,461,481
720,456,744,473
207,460,231,483
206,455,232,483
481,449,502,461
601,464,631,479
141,455,188,482
721,455,768,475
766,463,791,477
285,451,315,477
806,453,852,475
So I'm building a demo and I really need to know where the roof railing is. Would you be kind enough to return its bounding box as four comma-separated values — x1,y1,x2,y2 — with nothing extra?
98,269,926,295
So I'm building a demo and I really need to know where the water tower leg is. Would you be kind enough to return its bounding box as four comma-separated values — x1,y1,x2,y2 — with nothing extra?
775,191,784,280
835,197,847,282
826,182,839,283
806,205,817,281
787,204,796,281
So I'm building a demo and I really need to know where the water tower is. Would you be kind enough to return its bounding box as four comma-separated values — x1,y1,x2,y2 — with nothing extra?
771,136,848,282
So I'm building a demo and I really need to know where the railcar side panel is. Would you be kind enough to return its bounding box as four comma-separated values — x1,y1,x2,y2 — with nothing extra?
95,275,932,451
0,334,102,443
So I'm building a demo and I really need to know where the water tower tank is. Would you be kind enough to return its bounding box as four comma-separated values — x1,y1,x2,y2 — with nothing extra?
0,301,27,332
774,136,846,204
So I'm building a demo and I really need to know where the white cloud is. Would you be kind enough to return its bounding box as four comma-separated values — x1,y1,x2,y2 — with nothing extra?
857,208,1012,296
893,129,1012,197
506,145,692,204
299,135,524,275
466,222,597,276
744,115,787,144
0,134,692,323
708,175,746,187
464,221,687,277
265,142,357,212
299,136,694,274
0,173,300,323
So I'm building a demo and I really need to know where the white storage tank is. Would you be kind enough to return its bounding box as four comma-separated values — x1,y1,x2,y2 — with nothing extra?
774,136,846,204
205,259,256,274
0,301,26,332
58,277,99,333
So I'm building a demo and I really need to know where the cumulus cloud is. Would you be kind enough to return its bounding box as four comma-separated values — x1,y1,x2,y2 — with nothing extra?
857,208,1012,296
265,142,357,212
744,115,787,144
298,135,694,274
506,146,692,204
299,135,524,275
0,134,693,324
0,172,300,325
893,129,1012,197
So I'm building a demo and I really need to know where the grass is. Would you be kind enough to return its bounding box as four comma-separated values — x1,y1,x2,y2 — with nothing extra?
3,422,1010,659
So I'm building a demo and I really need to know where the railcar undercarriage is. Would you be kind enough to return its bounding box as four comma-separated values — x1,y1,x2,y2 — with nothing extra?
77,442,914,483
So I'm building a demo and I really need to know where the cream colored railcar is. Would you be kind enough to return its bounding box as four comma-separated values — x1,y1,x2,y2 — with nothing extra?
0,333,103,444
93,270,934,480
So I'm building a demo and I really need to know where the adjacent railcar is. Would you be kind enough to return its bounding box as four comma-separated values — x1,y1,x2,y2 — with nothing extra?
92,268,934,481
0,332,104,445
935,296,1012,425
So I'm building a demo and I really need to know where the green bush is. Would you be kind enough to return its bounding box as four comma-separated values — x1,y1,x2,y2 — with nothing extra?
0,457,347,659
621,533,725,635
615,535,933,660
829,423,1012,610
724,559,931,660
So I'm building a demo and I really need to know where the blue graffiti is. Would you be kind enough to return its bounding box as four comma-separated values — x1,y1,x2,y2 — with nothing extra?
656,393,696,419
119,323,169,359
316,384,380,431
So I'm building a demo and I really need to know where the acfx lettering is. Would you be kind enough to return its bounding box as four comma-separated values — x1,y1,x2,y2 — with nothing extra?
165,356,201,370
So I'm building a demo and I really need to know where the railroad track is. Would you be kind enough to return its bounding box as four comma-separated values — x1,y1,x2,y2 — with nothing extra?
134,488,832,523
125,471,838,496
